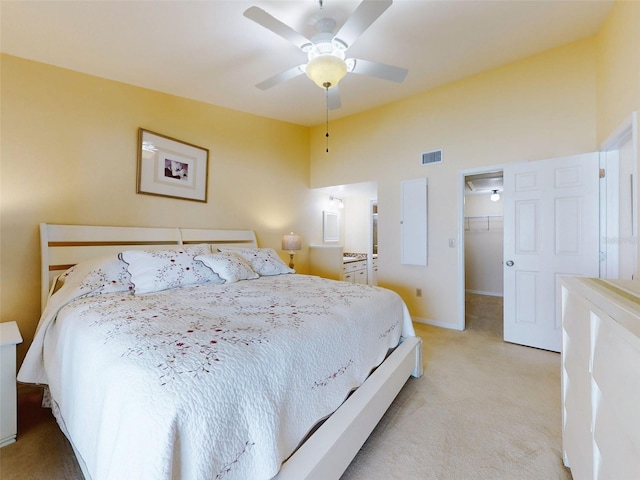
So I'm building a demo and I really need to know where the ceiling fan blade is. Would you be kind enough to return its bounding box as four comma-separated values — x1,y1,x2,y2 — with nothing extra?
256,65,305,90
349,58,408,83
244,7,312,50
327,86,341,110
334,0,392,48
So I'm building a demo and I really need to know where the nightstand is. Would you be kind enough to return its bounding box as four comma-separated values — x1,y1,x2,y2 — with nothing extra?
0,321,23,447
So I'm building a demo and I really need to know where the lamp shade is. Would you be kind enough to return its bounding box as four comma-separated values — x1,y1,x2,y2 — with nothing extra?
305,54,347,89
282,233,302,251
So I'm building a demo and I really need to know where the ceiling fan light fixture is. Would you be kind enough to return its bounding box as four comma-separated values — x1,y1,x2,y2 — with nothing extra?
305,54,347,89
345,58,356,72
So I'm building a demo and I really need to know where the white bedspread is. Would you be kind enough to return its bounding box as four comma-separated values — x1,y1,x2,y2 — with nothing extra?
19,274,414,480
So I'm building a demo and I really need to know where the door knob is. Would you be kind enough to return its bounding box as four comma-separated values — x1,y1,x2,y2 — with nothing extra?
506,260,514,267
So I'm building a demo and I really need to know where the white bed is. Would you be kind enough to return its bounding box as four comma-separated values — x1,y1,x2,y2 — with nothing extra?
18,223,423,480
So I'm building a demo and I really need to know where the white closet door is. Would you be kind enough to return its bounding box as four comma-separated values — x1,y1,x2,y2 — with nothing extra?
503,152,600,352
401,178,428,265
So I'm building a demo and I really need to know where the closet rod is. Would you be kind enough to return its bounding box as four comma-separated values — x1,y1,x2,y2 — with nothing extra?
464,215,503,231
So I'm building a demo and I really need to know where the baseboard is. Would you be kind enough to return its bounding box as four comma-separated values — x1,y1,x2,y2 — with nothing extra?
412,317,463,331
465,289,503,297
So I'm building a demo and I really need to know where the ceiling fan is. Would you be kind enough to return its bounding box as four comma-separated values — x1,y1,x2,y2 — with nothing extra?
243,0,408,110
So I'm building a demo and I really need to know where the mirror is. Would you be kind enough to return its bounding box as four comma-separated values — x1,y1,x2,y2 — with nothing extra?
323,211,339,242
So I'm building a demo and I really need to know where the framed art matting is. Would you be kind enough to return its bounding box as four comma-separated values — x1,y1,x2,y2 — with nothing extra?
137,128,209,202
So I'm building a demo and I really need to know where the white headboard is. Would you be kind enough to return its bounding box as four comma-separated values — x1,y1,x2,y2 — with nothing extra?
39,223,257,311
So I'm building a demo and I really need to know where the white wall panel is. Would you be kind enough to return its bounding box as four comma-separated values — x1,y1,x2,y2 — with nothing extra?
401,178,428,266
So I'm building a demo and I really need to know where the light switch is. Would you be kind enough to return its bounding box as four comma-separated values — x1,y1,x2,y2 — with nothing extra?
449,238,456,248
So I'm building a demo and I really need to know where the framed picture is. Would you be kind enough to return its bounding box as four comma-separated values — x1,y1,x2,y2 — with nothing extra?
137,128,209,202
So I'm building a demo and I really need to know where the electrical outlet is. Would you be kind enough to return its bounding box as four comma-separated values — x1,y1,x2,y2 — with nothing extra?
416,288,422,297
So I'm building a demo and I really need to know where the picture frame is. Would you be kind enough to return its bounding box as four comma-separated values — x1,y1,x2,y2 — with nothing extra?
323,210,340,242
137,128,209,202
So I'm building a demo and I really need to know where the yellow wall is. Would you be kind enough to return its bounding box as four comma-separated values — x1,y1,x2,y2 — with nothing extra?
596,0,640,141
2,0,639,360
596,0,640,274
0,55,316,362
310,38,599,326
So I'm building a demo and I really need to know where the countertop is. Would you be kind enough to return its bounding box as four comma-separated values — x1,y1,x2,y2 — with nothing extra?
343,253,377,264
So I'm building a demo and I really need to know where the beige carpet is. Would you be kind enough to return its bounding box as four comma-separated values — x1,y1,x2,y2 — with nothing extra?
342,294,571,479
0,294,572,479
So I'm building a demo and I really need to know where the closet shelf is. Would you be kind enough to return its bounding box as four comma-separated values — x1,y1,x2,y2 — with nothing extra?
465,215,503,232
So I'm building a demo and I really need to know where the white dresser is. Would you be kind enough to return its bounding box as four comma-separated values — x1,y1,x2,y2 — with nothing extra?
0,321,23,448
561,277,640,480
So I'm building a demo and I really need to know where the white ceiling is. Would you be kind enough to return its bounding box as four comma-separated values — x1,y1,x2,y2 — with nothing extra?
465,172,503,195
1,0,614,127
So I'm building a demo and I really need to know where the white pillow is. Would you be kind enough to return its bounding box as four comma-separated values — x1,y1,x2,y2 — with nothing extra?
120,245,223,294
195,251,259,284
217,247,294,276
54,254,134,297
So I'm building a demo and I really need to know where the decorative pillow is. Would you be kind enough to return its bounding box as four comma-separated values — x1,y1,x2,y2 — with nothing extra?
217,247,295,276
194,251,259,284
120,244,223,294
54,254,134,297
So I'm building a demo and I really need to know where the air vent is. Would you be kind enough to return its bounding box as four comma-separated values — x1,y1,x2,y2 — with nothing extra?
421,149,442,165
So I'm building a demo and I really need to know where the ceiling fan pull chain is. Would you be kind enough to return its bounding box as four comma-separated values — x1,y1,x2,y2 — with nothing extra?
324,83,330,153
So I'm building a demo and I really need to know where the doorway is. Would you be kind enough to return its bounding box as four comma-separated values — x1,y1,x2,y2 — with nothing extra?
600,112,638,280
460,170,505,333
458,153,601,352
311,181,378,285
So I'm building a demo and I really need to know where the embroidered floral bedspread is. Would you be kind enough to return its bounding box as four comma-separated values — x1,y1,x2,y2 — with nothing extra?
20,274,414,480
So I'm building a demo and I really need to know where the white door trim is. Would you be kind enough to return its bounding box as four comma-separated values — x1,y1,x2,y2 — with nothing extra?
599,112,638,280
600,112,636,151
368,198,376,285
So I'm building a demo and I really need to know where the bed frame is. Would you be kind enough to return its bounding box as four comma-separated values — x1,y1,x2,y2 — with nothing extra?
39,223,423,480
